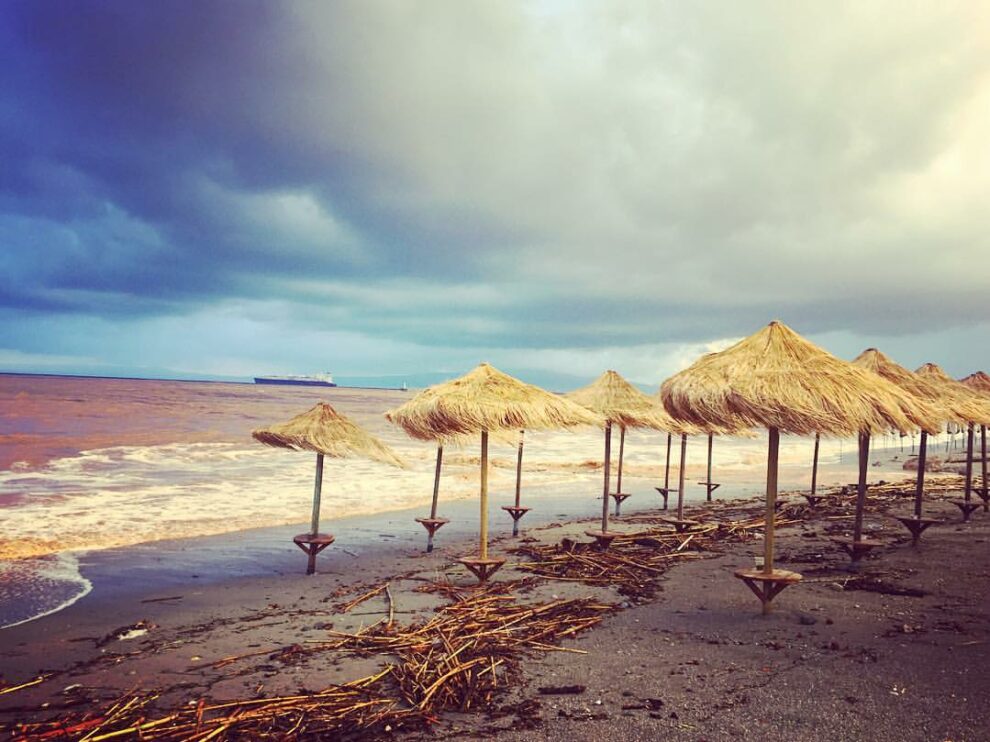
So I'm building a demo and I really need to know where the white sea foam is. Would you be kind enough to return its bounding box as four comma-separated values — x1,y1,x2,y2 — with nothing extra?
0,552,93,629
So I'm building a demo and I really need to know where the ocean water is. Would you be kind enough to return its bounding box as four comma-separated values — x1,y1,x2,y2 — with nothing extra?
0,373,919,627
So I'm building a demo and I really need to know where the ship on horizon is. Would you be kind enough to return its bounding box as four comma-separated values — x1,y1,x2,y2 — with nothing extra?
253,372,337,388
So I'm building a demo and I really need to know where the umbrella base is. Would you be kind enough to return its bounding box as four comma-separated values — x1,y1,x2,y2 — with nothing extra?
458,556,506,583
830,537,883,562
891,516,940,545
502,506,531,537
609,492,630,516
415,517,450,553
951,500,980,521
974,486,989,511
654,487,676,510
802,494,826,507
733,567,802,614
292,533,335,575
659,517,700,533
584,529,622,550
697,481,721,501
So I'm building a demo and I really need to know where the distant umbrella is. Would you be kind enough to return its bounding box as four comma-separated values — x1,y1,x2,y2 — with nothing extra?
253,402,405,574
916,363,990,521
566,370,683,543
662,321,937,613
960,372,990,513
386,363,600,582
852,349,978,542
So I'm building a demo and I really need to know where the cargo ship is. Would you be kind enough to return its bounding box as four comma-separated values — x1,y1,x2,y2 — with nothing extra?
253,372,337,387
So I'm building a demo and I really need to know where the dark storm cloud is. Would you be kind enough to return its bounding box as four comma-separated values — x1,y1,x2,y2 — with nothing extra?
0,1,989,379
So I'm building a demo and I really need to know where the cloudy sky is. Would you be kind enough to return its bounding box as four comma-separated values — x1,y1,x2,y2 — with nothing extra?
1,1,988,388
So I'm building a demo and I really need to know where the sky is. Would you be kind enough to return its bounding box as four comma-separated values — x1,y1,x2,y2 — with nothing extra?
1,1,989,389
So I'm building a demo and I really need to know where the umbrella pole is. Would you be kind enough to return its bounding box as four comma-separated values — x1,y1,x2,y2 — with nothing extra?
615,426,625,515
982,425,988,512
914,431,928,518
601,422,612,533
677,433,687,520
811,433,820,496
852,432,870,544
964,423,974,508
310,453,324,537
705,433,714,502
661,432,672,509
512,430,525,536
764,427,779,580
480,431,489,560
426,445,443,552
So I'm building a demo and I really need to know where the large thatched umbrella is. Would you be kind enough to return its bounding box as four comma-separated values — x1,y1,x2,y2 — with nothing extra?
662,321,937,613
961,371,990,512
253,402,405,574
386,363,600,582
566,370,680,544
916,363,990,520
852,349,983,542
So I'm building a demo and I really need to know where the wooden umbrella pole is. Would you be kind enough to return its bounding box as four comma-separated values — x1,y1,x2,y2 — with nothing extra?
310,453,325,536
705,433,714,501
480,431,490,559
663,432,672,491
765,427,779,576
914,431,928,518
514,431,524,508
964,423,974,505
810,433,820,496
430,445,443,519
601,421,612,533
852,432,870,543
616,426,625,494
677,433,687,520
982,425,988,512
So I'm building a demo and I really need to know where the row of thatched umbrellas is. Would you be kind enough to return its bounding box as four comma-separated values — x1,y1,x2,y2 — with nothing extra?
252,321,990,611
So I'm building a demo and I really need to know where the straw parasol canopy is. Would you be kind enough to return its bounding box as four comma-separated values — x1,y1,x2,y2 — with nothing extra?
961,371,990,396
565,370,686,534
660,321,939,612
663,323,938,437
386,363,600,580
254,402,406,466
385,363,601,441
916,364,990,425
253,402,405,574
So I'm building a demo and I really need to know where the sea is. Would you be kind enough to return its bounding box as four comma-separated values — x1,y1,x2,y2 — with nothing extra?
0,373,920,629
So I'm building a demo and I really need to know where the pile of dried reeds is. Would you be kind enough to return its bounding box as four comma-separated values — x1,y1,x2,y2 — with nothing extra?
1,586,613,741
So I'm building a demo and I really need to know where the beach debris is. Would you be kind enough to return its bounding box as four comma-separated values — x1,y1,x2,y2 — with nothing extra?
538,685,586,695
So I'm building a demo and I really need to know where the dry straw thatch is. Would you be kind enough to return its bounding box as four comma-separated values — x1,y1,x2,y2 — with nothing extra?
916,363,990,425
961,371,990,396
852,348,986,425
661,322,938,436
253,402,405,468
565,370,686,431
385,362,601,440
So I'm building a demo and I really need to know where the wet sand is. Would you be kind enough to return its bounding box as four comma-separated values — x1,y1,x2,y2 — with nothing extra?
1,462,988,740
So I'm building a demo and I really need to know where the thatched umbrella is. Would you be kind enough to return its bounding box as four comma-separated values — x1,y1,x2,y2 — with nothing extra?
961,371,990,512
386,363,600,581
566,370,682,545
253,402,405,574
662,321,937,613
916,363,990,520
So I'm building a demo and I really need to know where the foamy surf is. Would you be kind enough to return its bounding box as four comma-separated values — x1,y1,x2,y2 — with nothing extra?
0,552,92,629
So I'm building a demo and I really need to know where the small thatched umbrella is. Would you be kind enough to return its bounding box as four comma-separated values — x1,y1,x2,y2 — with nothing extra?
853,349,981,541
916,363,990,520
566,370,683,545
662,321,937,613
961,371,990,512
253,402,405,574
386,363,600,581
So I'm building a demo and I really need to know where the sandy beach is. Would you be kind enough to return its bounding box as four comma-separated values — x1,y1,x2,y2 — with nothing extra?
2,454,988,741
